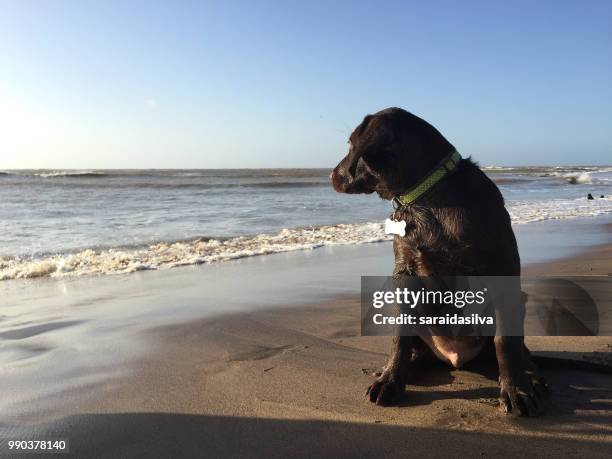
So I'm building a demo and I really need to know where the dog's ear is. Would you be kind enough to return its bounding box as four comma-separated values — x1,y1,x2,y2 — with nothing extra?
349,115,395,171
361,144,394,172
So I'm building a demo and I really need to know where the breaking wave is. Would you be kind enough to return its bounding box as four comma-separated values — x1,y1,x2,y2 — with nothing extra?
565,172,592,185
39,180,329,190
0,222,389,280
34,171,107,178
2,195,612,281
0,169,330,179
508,196,612,224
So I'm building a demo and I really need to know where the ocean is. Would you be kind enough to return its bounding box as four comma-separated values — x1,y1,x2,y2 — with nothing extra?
1,166,611,280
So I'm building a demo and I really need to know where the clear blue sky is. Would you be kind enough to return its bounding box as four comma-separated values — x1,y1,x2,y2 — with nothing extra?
1,0,611,168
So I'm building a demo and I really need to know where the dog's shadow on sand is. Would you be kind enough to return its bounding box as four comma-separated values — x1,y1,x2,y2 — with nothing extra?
392,352,612,421
392,355,500,407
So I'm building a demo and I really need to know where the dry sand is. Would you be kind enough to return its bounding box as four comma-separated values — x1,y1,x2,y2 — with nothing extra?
6,246,610,458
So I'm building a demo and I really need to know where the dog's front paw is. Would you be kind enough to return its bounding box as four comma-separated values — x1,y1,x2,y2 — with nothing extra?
498,374,547,417
366,373,405,406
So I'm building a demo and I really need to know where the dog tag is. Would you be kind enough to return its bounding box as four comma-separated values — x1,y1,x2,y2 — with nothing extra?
384,218,406,237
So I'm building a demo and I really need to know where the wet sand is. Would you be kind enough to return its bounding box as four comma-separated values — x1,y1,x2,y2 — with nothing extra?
63,301,612,458
1,222,611,457
524,238,612,277
5,302,611,457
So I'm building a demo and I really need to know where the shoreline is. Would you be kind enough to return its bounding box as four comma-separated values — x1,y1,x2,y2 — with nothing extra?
1,219,611,456
2,213,611,282
523,227,612,276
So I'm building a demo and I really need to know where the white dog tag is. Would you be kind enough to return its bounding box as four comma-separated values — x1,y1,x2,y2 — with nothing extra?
384,218,406,237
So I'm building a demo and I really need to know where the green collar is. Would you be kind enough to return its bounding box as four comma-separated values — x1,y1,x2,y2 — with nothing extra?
395,150,462,206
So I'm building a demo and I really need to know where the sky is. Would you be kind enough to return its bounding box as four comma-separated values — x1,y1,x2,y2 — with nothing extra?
1,0,611,169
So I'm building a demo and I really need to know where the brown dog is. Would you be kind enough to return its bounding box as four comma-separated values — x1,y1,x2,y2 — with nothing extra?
331,107,548,416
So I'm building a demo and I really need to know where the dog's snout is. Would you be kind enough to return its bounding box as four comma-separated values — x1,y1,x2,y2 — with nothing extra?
330,168,344,192
329,168,342,191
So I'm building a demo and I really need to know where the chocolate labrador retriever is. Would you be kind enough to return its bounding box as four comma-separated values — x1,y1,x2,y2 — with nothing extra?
331,107,548,416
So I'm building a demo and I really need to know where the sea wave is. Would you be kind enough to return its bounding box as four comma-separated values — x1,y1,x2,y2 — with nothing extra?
34,171,107,178
484,166,612,176
2,195,611,281
490,177,526,185
0,180,330,190
0,222,389,280
108,180,331,190
2,165,610,179
488,169,612,186
0,169,331,179
565,172,593,184
507,196,612,224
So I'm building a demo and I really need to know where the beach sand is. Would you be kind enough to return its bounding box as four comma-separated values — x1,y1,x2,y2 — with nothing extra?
1,223,611,457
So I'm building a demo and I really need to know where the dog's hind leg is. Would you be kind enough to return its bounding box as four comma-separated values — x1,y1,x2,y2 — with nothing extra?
521,341,550,400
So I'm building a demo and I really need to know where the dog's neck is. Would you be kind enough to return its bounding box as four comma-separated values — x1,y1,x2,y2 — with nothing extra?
393,150,462,207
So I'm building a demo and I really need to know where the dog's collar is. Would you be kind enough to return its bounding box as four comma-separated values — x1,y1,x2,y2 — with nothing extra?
393,150,462,207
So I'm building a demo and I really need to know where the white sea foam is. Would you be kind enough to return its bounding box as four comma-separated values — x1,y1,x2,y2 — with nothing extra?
567,172,592,184
2,196,611,281
507,196,612,224
34,171,106,178
0,222,390,280
563,170,612,185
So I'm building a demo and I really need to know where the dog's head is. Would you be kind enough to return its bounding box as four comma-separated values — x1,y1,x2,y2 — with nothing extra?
330,107,455,200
